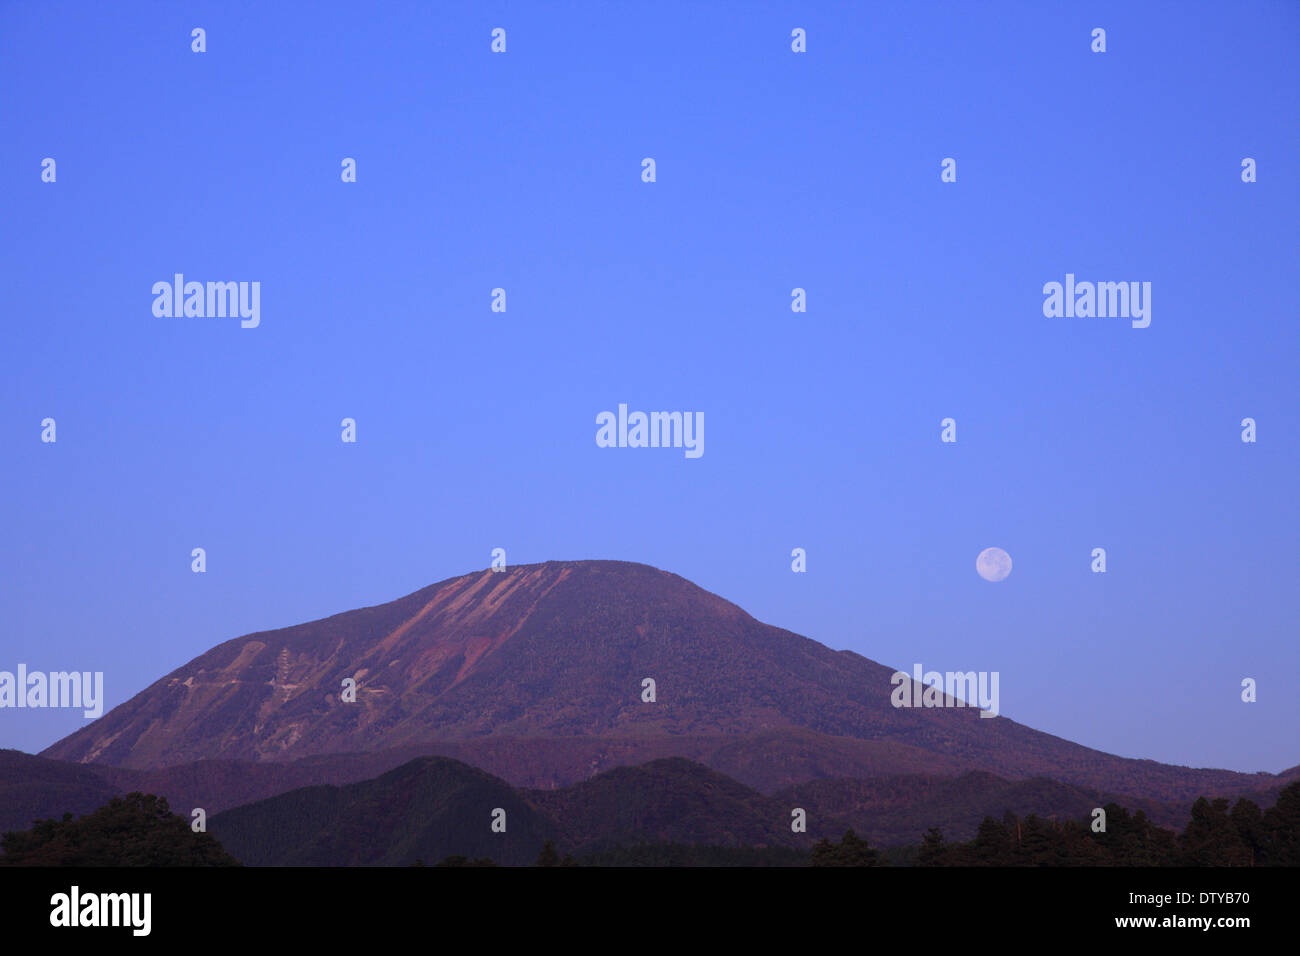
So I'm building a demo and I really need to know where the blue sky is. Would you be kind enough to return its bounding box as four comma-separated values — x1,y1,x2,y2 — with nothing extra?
2,1,1297,773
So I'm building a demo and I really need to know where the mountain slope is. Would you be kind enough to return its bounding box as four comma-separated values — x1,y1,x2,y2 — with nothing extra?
207,756,841,865
0,750,121,835
523,757,846,854
40,560,1293,804
207,756,554,866
11,748,1295,863
41,560,1000,765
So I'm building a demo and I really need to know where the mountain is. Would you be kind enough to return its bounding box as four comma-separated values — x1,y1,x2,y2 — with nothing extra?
206,755,845,866
10,747,1296,863
207,756,554,866
0,737,976,836
13,744,1298,854
40,560,1295,805
525,756,846,854
0,750,121,835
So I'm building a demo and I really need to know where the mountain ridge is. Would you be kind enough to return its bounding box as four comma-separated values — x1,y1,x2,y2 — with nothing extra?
39,560,1293,806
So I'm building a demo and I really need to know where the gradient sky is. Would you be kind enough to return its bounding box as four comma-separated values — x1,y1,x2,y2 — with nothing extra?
2,1,1296,773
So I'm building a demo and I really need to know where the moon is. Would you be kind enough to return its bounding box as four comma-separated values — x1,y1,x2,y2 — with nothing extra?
976,547,1012,582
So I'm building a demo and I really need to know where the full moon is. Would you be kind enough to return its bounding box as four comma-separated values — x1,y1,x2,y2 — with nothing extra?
976,547,1012,582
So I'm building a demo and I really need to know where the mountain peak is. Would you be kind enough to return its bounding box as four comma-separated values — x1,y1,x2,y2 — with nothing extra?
39,559,1163,798
41,559,762,767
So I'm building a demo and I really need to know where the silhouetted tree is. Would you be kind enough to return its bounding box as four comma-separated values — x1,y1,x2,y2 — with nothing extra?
1017,814,1062,866
1229,798,1264,866
969,816,1012,866
1180,797,1251,865
917,827,946,866
811,829,881,867
0,792,239,866
535,840,561,867
1263,782,1300,865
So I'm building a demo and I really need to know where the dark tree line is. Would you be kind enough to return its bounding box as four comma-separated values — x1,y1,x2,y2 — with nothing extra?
0,792,240,866
811,829,882,866
914,782,1300,866
6,781,1298,867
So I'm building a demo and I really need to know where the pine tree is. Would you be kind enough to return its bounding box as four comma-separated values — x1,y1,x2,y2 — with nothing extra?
1262,781,1300,865
917,827,946,866
1229,799,1264,866
1180,797,1250,865
970,816,1011,866
810,829,882,867
535,840,561,867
